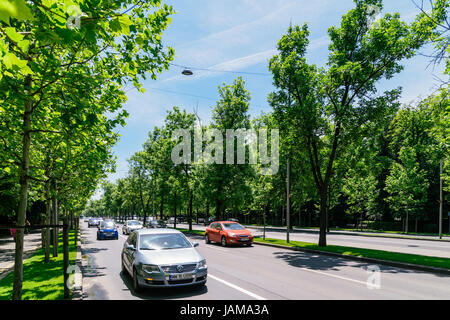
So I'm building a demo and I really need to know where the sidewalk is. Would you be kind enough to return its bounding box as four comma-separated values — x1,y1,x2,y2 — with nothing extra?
0,231,42,281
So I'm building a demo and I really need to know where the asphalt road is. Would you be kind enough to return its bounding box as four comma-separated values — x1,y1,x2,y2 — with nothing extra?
80,223,450,300
175,223,450,258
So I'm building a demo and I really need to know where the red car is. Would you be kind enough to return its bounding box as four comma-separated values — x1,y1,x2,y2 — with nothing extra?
205,221,253,247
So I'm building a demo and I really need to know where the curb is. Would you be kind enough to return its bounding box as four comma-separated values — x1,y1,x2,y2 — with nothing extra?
252,240,450,276
72,229,83,300
246,225,450,243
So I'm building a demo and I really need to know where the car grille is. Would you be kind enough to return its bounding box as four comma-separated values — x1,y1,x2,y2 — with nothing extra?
168,279,194,285
161,263,197,273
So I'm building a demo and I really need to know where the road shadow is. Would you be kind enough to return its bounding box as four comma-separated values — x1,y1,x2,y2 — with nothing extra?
272,250,450,278
82,282,110,300
119,271,208,300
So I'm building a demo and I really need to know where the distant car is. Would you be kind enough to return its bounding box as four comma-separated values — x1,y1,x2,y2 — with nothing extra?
228,218,239,222
123,220,143,235
205,221,253,247
204,217,216,226
88,218,100,227
197,218,205,224
97,221,119,240
146,220,168,229
121,229,207,292
167,217,174,224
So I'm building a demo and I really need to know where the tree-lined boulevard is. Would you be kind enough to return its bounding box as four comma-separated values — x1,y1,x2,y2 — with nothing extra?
0,0,449,301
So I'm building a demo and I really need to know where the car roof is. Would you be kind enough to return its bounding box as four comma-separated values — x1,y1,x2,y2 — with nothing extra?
216,221,241,224
135,228,182,235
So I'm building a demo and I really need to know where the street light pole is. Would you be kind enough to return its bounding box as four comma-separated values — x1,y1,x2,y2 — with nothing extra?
439,159,443,239
286,159,290,243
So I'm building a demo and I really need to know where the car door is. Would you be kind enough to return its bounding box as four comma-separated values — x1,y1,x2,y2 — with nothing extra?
207,223,216,242
124,232,137,273
211,223,221,242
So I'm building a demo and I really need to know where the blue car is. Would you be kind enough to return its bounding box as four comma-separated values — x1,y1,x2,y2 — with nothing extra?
97,221,119,240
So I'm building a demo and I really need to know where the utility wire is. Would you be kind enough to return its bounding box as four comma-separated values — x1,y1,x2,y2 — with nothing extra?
125,86,270,110
169,63,271,76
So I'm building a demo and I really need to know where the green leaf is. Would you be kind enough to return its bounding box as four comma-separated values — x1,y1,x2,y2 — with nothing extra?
0,0,35,24
4,27,24,43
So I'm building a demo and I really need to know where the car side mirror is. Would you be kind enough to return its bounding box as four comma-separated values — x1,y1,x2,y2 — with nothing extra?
193,242,199,247
216,227,221,231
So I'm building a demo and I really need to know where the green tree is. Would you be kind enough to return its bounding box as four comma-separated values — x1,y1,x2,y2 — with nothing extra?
268,0,439,246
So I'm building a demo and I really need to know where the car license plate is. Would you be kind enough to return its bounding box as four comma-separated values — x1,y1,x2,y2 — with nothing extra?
168,273,194,281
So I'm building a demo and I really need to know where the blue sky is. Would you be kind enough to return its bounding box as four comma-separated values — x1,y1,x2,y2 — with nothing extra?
103,0,445,186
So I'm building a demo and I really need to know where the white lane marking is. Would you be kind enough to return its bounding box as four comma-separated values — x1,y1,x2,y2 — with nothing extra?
208,274,267,300
296,266,368,286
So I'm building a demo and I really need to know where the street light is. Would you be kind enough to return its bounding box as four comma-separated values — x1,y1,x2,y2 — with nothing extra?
181,68,193,76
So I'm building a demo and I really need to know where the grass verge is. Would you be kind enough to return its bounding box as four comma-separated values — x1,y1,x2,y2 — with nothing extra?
0,230,77,300
249,225,450,237
175,227,450,270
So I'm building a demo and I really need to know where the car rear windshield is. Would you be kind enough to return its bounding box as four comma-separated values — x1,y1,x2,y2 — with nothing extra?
128,221,141,225
222,223,245,230
139,234,191,250
101,222,115,228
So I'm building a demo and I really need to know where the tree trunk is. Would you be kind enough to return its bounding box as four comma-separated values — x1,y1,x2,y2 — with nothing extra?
159,195,164,220
173,192,177,229
44,197,51,263
74,217,78,247
12,75,32,300
318,190,327,247
188,192,193,231
52,185,58,257
215,199,223,221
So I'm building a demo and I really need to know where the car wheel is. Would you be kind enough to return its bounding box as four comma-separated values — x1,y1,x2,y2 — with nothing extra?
205,234,210,244
133,268,141,293
221,236,227,247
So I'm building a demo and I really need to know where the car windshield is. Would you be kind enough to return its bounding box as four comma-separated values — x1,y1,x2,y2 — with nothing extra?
101,222,115,229
128,221,141,225
139,233,192,250
222,223,245,230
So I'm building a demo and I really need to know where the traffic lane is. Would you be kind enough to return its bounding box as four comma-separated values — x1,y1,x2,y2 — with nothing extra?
193,233,450,299
82,223,450,300
80,223,256,300
175,223,450,258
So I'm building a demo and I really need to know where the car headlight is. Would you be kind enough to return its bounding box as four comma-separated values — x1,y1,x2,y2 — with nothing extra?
141,264,160,274
198,259,207,269
229,233,237,237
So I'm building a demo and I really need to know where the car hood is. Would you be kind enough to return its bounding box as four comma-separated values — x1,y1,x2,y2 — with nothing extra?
100,228,116,232
226,229,252,236
138,247,202,265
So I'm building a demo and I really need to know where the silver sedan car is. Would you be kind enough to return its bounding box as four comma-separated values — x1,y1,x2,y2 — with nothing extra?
121,229,207,292
122,220,143,235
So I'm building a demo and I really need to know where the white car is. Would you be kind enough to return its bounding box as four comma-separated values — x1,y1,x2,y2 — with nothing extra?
123,220,143,235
